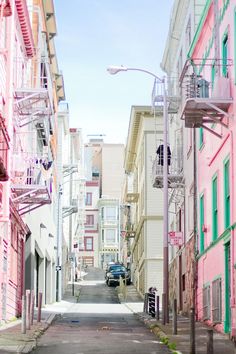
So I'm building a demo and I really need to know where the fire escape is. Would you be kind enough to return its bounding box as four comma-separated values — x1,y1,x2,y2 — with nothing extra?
180,58,233,138
152,86,183,189
11,3,53,216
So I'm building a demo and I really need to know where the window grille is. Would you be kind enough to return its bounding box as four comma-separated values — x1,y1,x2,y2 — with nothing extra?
212,278,222,323
203,285,211,320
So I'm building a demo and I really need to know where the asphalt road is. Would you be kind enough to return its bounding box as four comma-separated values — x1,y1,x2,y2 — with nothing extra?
32,267,171,354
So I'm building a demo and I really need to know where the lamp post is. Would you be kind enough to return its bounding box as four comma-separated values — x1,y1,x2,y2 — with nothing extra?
107,65,169,323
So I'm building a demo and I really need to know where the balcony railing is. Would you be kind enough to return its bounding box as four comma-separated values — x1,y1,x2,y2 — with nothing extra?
180,59,233,137
152,148,184,188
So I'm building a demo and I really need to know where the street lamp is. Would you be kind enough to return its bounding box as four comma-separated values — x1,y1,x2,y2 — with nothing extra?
107,65,169,323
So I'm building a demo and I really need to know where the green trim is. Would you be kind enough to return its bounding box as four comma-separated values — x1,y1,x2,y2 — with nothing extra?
222,30,229,77
197,226,231,260
199,193,205,253
224,158,230,229
224,242,230,333
199,127,204,150
188,0,211,57
212,275,222,282
212,175,218,241
188,0,230,67
223,232,231,245
203,281,211,288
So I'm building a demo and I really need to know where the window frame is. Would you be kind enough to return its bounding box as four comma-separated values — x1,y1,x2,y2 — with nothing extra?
224,158,230,229
84,236,93,251
212,174,218,241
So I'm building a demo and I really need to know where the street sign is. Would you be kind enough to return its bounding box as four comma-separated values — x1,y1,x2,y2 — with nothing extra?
168,231,183,246
55,265,61,271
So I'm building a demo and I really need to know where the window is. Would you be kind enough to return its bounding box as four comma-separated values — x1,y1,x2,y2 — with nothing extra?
203,285,211,320
212,175,218,241
222,32,228,77
212,278,222,323
105,229,116,244
106,207,116,220
199,127,204,148
85,192,92,205
211,61,215,88
84,237,93,251
200,193,205,253
101,229,104,242
224,159,230,228
85,215,94,228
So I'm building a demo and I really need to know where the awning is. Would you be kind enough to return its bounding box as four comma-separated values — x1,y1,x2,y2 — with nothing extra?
15,0,35,57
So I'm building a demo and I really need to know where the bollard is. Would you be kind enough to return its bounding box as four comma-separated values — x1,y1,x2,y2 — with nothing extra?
37,292,42,323
148,291,156,317
162,293,166,325
143,293,148,313
30,290,35,325
190,307,196,354
26,290,31,330
172,298,177,335
207,329,213,354
155,295,160,320
21,295,26,334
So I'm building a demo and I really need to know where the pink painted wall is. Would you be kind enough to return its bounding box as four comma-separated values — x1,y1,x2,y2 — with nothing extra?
190,0,236,333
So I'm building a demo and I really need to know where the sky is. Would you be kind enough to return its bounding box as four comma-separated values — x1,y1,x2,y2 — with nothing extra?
54,1,174,144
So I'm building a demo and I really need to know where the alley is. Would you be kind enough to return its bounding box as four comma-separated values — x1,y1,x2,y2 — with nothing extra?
32,267,171,354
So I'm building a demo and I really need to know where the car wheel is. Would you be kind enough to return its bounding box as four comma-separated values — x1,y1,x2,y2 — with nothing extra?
107,280,112,286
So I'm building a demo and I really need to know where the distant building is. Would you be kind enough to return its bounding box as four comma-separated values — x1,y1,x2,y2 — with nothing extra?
84,139,124,268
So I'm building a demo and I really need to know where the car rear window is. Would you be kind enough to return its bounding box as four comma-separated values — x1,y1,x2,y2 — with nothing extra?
109,265,126,272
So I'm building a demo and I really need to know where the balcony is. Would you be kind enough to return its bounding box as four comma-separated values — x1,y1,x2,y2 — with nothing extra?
180,59,233,138
152,149,184,188
14,58,53,127
11,157,52,215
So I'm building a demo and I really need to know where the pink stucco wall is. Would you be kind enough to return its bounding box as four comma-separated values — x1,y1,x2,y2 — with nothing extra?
190,0,236,334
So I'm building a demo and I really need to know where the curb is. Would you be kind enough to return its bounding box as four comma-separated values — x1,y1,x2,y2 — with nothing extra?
122,301,182,354
16,313,58,353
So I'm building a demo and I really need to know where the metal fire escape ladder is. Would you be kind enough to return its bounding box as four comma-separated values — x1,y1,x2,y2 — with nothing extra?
11,184,51,216
14,88,52,127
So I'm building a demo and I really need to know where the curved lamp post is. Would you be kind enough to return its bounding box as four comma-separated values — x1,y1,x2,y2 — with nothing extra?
107,65,169,323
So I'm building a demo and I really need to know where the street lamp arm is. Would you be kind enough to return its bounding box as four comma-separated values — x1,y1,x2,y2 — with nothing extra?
107,65,163,83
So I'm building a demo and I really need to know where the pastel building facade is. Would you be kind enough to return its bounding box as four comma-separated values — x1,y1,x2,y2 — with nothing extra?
0,0,65,320
124,106,164,296
180,0,236,335
161,0,206,315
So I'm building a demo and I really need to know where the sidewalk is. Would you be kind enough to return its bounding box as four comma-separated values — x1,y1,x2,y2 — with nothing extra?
120,285,236,354
0,284,80,354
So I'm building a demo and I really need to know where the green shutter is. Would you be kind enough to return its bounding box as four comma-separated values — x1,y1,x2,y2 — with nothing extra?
224,160,230,228
212,176,218,241
222,33,228,77
199,127,204,149
200,194,205,253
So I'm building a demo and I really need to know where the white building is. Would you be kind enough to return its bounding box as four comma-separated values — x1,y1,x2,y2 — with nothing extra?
123,106,164,296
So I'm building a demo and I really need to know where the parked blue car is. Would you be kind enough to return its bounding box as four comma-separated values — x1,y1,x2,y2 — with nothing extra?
105,264,131,286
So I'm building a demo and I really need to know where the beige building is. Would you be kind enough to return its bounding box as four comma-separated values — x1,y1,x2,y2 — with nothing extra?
123,106,164,296
84,139,125,268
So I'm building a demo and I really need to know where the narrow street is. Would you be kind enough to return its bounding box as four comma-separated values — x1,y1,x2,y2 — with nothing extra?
32,267,171,354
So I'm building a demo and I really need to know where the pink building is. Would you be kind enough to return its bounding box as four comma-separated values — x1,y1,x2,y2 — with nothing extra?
181,0,235,335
